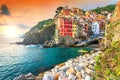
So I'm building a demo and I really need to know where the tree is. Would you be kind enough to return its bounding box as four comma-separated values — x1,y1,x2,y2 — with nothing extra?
0,4,10,16
55,6,63,14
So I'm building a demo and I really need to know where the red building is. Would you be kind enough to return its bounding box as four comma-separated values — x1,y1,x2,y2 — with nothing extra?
59,18,73,36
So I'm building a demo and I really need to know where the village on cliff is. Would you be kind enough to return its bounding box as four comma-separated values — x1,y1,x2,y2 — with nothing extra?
43,5,112,48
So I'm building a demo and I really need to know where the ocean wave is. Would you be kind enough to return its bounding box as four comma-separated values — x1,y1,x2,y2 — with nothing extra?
25,44,42,48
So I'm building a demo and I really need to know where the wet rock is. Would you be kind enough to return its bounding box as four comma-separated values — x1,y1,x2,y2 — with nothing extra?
58,75,67,80
88,65,94,70
85,74,91,80
68,74,76,80
85,68,92,74
54,74,60,80
42,72,54,80
75,65,84,71
66,67,76,75
81,70,86,78
14,73,35,80
59,65,70,72
76,41,87,47
90,50,95,54
57,71,67,77
43,41,56,48
76,71,82,79
74,58,79,63
14,75,25,80
89,59,95,65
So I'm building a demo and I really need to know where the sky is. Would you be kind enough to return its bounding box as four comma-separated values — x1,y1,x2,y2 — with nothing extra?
0,0,119,35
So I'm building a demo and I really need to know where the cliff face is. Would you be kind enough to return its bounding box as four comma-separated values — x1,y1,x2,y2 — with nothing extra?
111,1,120,22
105,1,120,47
94,2,120,80
22,19,56,45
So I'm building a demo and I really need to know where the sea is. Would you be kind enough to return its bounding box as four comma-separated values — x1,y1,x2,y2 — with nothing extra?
0,35,92,80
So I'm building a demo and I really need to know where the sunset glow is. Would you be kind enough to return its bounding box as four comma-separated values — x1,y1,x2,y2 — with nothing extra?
0,0,119,36
4,26,19,38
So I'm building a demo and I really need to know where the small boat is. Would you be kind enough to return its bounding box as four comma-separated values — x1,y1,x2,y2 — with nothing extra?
78,49,88,53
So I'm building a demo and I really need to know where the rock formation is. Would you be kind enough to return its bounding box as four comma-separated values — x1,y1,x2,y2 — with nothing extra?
22,19,56,45
105,1,120,47
111,1,120,22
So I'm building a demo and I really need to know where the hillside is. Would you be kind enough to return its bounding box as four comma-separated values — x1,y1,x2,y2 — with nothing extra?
22,4,115,45
22,19,56,45
94,2,120,79
92,4,115,14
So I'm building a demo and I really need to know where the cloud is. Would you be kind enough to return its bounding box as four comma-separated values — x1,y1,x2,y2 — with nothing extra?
0,23,6,25
0,4,10,16
17,24,28,29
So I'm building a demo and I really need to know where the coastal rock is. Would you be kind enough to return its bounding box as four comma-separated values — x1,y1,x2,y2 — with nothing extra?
111,1,120,22
75,65,84,71
66,67,76,75
74,58,79,63
66,59,73,65
89,59,95,65
59,65,70,72
88,65,94,70
76,71,82,79
43,40,56,48
54,74,60,80
42,72,54,80
76,41,87,47
85,68,93,75
85,54,91,58
36,50,101,80
68,74,76,80
59,36,76,47
90,50,95,54
81,69,87,78
84,62,89,67
85,74,91,80
14,73,35,80
25,73,35,80
57,71,67,77
58,76,67,80
22,19,56,45
14,75,25,80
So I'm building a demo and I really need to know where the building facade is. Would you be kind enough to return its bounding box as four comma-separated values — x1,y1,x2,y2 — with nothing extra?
92,22,100,35
54,7,82,44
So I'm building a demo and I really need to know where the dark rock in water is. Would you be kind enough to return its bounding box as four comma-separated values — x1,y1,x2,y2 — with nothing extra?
76,41,87,47
22,19,56,45
43,40,56,48
14,73,35,80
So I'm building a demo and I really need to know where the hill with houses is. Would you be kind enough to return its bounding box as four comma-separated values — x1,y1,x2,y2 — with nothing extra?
22,5,114,47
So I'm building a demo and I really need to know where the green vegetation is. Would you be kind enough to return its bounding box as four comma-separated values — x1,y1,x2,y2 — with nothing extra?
25,19,54,35
94,20,120,80
23,19,56,44
92,5,115,14
94,41,120,80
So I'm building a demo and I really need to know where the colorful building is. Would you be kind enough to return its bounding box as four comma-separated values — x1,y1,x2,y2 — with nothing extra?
54,6,83,44
56,17,78,36
92,21,100,35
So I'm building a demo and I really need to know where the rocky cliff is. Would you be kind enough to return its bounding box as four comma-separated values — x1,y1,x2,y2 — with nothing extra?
111,1,120,22
106,1,120,46
22,19,56,45
94,2,120,80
